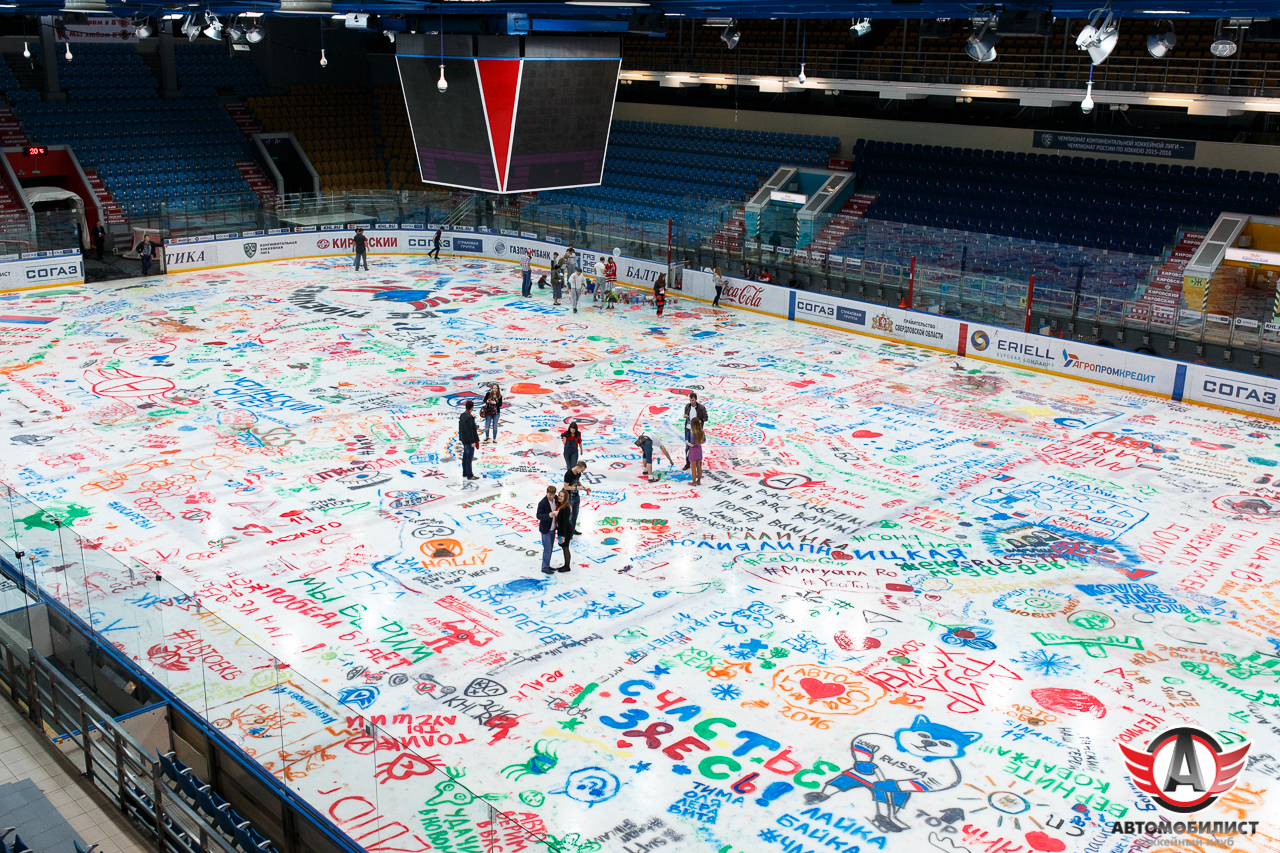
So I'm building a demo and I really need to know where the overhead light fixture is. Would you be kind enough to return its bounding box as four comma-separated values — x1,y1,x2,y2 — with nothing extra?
1075,5,1119,65
22,41,30,58
720,19,739,49
320,48,327,66
276,0,334,14
966,12,1000,62
202,10,222,38
246,24,264,42
182,13,200,40
227,23,244,42
850,17,871,37
135,17,153,38
1146,19,1175,57
797,63,806,84
162,12,183,18
383,29,395,42
64,42,72,61
1210,19,1237,57
240,10,264,16
437,63,448,92
1081,79,1094,113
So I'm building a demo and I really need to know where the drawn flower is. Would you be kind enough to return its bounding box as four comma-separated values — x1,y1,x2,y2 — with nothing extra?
940,626,996,650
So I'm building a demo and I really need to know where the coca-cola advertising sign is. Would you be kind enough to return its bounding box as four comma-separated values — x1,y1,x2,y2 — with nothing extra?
721,282,764,308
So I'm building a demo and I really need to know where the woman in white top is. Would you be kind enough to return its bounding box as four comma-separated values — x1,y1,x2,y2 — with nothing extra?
593,257,606,300
712,267,725,307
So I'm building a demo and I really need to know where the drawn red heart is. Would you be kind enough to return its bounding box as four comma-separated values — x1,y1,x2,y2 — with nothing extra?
832,551,853,561
851,430,882,438
799,678,846,700
641,503,660,509
616,740,633,748
510,383,552,394
649,406,670,414
1025,832,1066,853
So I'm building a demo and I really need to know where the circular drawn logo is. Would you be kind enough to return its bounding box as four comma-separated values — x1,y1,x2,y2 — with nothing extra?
971,330,990,351
494,241,506,255
317,239,330,250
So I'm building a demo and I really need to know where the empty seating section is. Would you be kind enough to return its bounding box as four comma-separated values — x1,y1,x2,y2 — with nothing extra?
852,219,1161,299
7,45,255,217
247,86,387,191
535,120,837,238
373,85,418,190
854,139,1280,257
174,44,269,98
156,752,277,853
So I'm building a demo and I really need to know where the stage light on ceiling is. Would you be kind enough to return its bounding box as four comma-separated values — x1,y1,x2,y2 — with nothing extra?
797,63,806,83
1146,19,1175,57
720,20,740,49
22,41,29,58
966,13,999,63
1075,6,1119,65
320,48,327,66
1081,79,1095,113
227,22,244,42
64,42,72,61
850,17,871,37
135,17,153,38
437,63,448,92
182,14,200,40
202,11,222,38
1210,20,1237,57
246,24,264,42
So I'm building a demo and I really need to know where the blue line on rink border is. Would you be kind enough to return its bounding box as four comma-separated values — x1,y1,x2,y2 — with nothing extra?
1173,363,1188,402
788,289,797,321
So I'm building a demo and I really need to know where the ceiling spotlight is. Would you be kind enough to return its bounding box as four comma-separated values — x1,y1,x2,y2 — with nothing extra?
850,17,871,37
966,13,1000,62
22,41,30,58
437,63,448,93
183,13,200,40
1075,6,1119,65
227,20,245,41
1081,79,1095,113
246,24,264,43
64,42,72,61
383,29,395,42
798,63,806,84
202,10,222,38
1210,19,1237,57
135,17,153,38
320,48,327,66
1146,19,1175,57
720,20,739,49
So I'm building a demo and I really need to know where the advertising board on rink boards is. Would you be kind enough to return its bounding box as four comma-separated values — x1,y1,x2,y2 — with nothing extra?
0,250,85,291
163,229,1278,419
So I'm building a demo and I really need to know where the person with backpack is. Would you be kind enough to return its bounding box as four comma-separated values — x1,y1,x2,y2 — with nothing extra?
550,252,564,305
682,392,707,471
480,383,503,444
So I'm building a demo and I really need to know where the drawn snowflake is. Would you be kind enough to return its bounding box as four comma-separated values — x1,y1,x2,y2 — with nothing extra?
710,684,742,701
1018,649,1080,677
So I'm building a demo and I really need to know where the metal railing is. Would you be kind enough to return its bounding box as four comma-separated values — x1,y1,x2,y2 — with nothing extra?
0,637,241,853
0,481,551,853
622,45,1280,96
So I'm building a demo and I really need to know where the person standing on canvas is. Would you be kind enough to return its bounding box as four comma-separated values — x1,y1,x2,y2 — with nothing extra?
568,267,586,313
481,383,503,444
654,273,667,318
554,487,575,572
688,418,706,486
593,255,605,301
712,267,725,306
458,400,480,481
537,485,559,574
429,227,443,261
561,422,583,471
353,227,369,271
521,249,533,297
551,252,564,304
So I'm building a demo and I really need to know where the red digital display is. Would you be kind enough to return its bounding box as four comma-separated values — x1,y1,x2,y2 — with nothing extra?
26,146,47,156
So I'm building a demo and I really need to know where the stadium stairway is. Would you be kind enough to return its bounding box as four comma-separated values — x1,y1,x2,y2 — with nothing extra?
808,192,876,254
1126,232,1204,322
0,105,26,147
81,168,128,230
234,160,279,209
